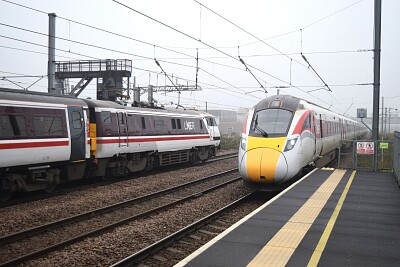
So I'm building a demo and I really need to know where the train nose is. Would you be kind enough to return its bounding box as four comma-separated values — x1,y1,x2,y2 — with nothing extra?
244,147,288,183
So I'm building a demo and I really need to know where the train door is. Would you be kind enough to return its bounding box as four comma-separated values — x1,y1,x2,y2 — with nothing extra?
314,113,323,157
67,106,86,161
206,117,214,140
117,111,128,147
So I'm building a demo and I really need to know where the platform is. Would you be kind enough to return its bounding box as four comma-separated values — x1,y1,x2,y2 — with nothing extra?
176,168,400,266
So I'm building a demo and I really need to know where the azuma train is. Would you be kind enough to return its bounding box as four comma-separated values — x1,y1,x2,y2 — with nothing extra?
239,94,369,189
0,88,220,200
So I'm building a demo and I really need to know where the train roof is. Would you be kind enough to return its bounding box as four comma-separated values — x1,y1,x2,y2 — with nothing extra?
254,94,301,112
0,88,215,118
0,87,87,106
82,98,212,117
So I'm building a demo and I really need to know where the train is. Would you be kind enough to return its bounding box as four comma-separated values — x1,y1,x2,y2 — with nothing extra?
0,88,221,201
238,94,369,189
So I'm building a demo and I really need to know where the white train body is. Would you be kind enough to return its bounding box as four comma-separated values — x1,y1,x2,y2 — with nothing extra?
239,95,369,187
0,88,220,200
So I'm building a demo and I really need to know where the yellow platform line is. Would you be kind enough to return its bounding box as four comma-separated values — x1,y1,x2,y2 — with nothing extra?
247,169,347,267
307,170,356,267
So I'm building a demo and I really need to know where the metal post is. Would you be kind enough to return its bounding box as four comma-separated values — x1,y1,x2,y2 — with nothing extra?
148,85,153,104
48,13,57,94
372,0,382,171
385,107,387,136
381,97,384,137
133,76,140,103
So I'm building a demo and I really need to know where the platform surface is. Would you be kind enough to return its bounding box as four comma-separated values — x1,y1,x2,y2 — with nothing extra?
176,169,400,267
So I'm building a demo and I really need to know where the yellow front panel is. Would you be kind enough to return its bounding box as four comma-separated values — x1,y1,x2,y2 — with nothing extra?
247,136,286,152
245,149,263,182
245,136,286,183
260,148,280,183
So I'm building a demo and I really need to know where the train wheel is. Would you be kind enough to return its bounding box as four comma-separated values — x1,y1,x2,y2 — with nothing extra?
0,189,12,202
44,183,57,194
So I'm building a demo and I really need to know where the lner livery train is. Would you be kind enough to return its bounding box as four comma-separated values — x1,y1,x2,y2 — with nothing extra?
0,88,220,200
239,94,368,188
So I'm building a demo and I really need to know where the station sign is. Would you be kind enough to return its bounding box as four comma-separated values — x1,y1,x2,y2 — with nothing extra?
357,142,374,154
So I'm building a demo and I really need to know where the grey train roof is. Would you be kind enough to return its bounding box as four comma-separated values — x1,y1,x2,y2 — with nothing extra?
0,88,212,117
254,95,301,112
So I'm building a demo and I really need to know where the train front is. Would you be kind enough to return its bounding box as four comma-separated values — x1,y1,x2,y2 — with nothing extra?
238,95,301,186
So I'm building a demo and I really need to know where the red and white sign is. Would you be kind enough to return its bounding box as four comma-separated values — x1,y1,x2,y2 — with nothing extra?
357,142,374,154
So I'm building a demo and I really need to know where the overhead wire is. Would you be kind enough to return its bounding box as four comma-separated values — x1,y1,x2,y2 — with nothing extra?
193,0,308,69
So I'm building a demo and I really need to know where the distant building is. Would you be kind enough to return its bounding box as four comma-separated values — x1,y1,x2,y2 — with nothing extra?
206,109,249,135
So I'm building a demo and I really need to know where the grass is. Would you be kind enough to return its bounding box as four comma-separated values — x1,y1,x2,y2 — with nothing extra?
219,134,241,151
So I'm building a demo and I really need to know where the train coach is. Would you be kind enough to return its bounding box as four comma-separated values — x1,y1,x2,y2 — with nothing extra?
239,94,369,189
0,88,220,200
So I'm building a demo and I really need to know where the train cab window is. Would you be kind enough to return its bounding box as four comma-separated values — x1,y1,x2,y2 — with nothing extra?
33,116,64,137
0,115,27,137
200,119,203,129
206,117,217,126
101,111,112,124
250,109,292,137
302,114,311,131
71,111,82,129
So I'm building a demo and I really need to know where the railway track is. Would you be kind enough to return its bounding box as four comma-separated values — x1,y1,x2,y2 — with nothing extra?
111,192,256,267
0,151,237,208
0,168,240,267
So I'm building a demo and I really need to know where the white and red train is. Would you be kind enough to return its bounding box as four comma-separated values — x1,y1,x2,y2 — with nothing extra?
0,88,220,200
239,94,369,189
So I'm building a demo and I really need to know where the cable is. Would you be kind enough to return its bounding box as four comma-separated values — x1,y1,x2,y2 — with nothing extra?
111,0,293,87
194,0,308,69
240,0,366,47
0,34,99,59
0,45,83,60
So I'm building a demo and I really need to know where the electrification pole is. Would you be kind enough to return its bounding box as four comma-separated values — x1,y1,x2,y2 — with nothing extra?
372,0,382,171
48,13,56,94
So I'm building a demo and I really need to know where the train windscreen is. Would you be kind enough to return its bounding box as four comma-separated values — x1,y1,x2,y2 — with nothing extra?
249,109,292,137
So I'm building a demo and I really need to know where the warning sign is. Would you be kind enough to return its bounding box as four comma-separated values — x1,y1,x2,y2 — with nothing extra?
357,142,374,154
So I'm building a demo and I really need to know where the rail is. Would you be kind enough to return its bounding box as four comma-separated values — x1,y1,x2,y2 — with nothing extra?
111,192,254,267
0,169,239,267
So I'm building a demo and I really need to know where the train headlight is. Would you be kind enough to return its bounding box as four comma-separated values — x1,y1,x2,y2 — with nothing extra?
284,137,298,152
240,137,247,150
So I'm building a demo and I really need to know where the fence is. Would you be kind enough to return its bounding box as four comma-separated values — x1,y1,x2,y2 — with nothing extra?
394,132,400,185
338,140,393,172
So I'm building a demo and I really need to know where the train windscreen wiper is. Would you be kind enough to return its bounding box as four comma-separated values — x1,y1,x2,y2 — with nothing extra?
255,125,269,137
253,115,269,137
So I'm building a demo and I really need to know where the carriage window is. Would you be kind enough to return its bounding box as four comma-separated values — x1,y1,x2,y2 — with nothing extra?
34,116,64,137
141,117,146,129
200,119,203,129
101,111,111,124
177,119,181,129
71,111,82,129
249,109,292,137
0,115,27,137
172,119,177,129
154,119,165,129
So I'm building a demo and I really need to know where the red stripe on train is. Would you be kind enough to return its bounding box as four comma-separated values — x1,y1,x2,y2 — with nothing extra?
97,135,210,144
0,140,69,149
